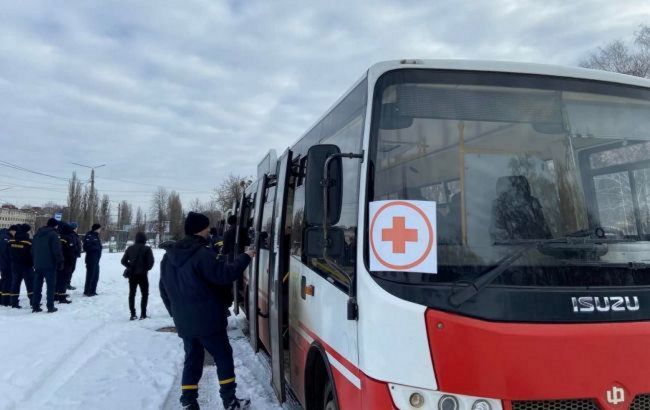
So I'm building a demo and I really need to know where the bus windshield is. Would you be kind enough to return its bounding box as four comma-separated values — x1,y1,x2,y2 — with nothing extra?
370,69,650,288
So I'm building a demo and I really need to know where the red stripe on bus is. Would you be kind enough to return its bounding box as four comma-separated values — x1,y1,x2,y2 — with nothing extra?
297,321,360,378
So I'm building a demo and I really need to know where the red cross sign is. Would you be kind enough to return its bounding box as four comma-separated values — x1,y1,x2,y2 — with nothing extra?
369,200,437,273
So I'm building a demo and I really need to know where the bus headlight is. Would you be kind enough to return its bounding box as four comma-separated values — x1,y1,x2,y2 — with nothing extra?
388,383,502,410
472,400,492,410
439,395,459,410
410,392,425,408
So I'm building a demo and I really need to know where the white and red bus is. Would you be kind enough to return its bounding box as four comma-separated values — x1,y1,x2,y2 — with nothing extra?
232,60,650,410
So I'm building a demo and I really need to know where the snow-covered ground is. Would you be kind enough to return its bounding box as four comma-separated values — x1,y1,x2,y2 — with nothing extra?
0,249,282,410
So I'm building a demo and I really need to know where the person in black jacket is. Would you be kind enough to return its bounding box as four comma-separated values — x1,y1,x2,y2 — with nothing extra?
0,225,17,306
31,218,64,313
8,224,33,308
67,222,82,291
83,223,102,297
121,232,154,320
222,215,237,263
55,222,75,304
160,212,254,410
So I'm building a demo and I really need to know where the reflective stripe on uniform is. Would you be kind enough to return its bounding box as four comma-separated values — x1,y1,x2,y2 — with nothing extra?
181,385,199,390
219,377,235,385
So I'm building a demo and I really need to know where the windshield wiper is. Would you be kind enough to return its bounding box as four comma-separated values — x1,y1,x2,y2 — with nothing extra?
448,242,538,308
448,235,641,308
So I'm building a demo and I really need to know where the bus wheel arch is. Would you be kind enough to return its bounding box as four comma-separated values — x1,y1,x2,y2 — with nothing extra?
305,343,340,410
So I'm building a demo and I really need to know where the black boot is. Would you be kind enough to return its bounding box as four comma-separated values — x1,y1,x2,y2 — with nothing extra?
224,398,250,410
47,307,58,313
59,297,72,304
32,306,43,313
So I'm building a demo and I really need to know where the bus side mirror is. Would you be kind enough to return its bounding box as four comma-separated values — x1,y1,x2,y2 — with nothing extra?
304,144,343,226
303,226,345,259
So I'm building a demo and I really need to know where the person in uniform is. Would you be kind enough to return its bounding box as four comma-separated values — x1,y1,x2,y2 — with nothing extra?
160,212,254,410
83,224,102,297
31,218,63,313
67,222,82,290
55,222,75,304
0,225,17,306
8,224,34,308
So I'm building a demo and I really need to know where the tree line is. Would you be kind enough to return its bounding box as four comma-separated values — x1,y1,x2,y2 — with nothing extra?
59,171,250,243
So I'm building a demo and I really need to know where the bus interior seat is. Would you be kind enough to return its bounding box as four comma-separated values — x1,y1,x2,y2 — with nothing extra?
489,176,552,242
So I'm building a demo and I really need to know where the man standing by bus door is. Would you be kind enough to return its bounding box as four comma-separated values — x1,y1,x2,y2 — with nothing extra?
159,212,254,410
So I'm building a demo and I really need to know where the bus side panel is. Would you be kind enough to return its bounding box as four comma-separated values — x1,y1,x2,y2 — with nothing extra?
258,247,271,351
290,263,361,409
288,257,307,405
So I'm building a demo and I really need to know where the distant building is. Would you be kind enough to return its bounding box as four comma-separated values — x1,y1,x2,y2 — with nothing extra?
0,205,37,230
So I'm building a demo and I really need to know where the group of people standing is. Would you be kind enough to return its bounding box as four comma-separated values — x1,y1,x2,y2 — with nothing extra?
0,218,103,313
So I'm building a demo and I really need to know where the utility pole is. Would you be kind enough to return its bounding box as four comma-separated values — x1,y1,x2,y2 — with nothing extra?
71,162,105,227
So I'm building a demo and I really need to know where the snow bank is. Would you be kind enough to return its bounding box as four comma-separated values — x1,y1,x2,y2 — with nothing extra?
0,249,284,410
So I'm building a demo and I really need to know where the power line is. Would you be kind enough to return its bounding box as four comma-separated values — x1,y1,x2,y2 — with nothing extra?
95,176,206,193
0,160,68,181
0,174,69,187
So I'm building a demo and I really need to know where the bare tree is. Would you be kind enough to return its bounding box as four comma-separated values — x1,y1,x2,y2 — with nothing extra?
80,185,99,233
168,191,184,240
135,206,144,232
188,197,222,228
98,194,111,229
213,173,250,212
117,200,133,230
67,171,83,223
151,187,169,242
581,24,650,78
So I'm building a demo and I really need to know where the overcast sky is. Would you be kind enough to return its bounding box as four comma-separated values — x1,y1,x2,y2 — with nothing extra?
0,0,649,217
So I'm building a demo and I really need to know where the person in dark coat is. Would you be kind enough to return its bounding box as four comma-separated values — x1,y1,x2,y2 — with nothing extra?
31,219,63,313
0,225,17,306
83,223,102,297
160,212,254,410
121,232,154,320
8,224,33,308
67,222,82,290
55,222,75,304
222,215,237,263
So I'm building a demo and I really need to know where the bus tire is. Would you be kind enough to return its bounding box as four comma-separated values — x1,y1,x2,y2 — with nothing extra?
306,345,339,410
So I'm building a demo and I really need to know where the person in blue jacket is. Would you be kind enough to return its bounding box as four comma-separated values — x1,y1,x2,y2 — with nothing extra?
31,218,63,313
160,212,254,410
0,225,17,306
83,223,102,297
8,224,34,308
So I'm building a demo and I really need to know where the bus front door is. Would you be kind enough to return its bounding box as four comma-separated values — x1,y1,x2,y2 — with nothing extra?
248,176,267,353
269,149,293,402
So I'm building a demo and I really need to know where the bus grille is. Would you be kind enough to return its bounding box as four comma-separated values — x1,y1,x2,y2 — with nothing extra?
511,399,599,410
630,394,650,410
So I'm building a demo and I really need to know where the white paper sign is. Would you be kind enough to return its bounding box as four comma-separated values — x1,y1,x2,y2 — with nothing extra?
369,200,437,273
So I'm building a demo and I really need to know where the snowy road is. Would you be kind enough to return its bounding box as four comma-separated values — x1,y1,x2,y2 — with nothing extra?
0,249,282,410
